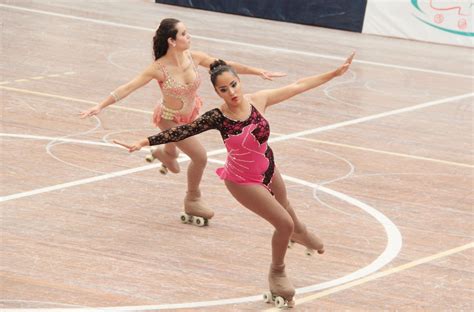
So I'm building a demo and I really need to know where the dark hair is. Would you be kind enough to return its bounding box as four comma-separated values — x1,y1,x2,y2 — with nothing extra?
153,18,180,60
209,59,239,86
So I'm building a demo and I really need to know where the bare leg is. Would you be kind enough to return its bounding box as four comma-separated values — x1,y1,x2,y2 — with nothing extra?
171,135,207,193
155,119,213,219
269,168,324,253
224,180,295,302
269,168,305,232
224,181,293,265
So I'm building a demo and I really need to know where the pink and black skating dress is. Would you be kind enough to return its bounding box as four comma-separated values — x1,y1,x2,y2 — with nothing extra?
148,104,275,191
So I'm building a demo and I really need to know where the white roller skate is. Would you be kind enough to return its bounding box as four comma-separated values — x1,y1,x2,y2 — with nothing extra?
287,223,324,256
180,190,214,227
145,147,180,175
263,264,295,309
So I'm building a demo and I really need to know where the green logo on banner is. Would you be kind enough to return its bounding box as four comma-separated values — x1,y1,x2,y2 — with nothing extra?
410,0,473,37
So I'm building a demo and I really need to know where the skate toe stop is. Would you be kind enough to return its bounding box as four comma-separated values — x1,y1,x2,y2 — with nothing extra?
288,299,295,308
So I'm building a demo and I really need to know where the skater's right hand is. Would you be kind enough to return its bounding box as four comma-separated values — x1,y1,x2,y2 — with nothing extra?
113,139,149,153
79,105,102,118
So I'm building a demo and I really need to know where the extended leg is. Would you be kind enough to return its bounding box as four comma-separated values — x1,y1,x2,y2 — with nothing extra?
269,168,324,255
224,181,295,306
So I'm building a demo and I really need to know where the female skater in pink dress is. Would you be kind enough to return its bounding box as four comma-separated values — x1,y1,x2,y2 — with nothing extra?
115,53,354,308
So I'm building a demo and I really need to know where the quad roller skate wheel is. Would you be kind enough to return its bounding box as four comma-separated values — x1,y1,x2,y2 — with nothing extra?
180,213,191,224
159,165,168,175
145,154,155,163
263,291,294,308
275,296,285,308
288,240,323,256
193,216,206,226
263,291,272,303
287,240,295,249
179,213,208,227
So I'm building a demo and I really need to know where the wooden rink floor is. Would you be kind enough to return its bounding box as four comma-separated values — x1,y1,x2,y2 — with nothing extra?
1,0,473,311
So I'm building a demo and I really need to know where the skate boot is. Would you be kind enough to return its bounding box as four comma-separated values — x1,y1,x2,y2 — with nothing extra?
145,147,180,175
180,190,214,227
263,264,295,308
288,223,324,256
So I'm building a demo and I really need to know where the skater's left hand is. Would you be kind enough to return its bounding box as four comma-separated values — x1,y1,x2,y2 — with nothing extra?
260,71,287,80
114,139,148,153
334,52,355,77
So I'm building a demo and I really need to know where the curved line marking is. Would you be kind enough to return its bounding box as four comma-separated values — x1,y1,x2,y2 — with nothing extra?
0,140,402,310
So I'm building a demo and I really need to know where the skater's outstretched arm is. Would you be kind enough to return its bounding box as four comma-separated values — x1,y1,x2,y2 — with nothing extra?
253,52,354,109
79,63,160,118
114,109,221,153
191,51,286,80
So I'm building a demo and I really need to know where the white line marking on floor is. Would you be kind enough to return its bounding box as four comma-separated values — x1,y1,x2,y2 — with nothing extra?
0,4,472,79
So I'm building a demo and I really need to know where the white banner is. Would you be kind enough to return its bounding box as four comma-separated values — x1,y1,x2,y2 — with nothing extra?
363,0,473,47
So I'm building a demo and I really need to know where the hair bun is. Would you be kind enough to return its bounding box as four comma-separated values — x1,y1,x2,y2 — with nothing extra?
209,59,227,73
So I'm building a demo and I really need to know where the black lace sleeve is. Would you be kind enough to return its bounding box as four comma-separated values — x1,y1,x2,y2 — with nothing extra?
148,109,222,146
